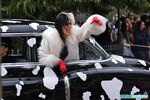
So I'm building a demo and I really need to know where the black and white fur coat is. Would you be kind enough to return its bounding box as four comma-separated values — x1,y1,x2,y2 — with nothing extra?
38,14,108,67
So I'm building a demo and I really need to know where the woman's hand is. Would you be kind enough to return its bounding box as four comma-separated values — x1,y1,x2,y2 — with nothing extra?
57,60,67,74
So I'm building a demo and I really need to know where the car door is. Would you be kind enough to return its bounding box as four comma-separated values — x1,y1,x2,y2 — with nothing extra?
66,65,101,100
63,39,104,100
1,63,46,100
69,38,150,100
96,65,150,100
0,34,42,99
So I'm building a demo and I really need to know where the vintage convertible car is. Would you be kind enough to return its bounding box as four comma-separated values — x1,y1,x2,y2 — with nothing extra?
0,19,150,100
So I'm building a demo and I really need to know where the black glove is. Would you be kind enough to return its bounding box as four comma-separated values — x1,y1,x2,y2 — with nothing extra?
59,45,68,60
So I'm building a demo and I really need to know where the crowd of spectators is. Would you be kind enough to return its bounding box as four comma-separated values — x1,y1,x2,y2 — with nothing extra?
95,12,150,62
120,12,150,62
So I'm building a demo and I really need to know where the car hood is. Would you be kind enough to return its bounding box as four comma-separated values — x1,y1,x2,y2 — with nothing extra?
101,54,150,69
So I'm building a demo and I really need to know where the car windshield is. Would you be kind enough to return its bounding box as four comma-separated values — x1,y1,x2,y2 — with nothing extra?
78,37,110,61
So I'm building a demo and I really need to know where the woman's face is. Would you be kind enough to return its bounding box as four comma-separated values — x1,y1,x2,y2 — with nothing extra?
140,22,145,30
62,20,72,37
0,45,9,57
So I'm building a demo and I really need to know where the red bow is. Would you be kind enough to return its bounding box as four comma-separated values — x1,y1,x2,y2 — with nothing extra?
90,16,102,26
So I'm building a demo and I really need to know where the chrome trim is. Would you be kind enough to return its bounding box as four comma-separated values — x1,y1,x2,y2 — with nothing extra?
65,57,112,65
63,75,70,100
1,62,47,68
1,19,55,24
0,33,42,37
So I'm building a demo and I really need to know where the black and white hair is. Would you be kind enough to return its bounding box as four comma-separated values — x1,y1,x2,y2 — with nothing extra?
55,12,75,43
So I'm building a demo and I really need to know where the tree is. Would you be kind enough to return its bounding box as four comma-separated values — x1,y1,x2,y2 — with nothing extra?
1,0,79,20
65,0,150,17
0,0,112,20
1,0,149,20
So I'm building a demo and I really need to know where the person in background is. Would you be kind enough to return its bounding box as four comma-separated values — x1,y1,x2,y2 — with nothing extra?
140,14,149,27
127,12,135,23
111,23,118,43
147,21,150,62
0,42,9,62
133,20,149,61
38,12,108,73
121,18,135,57
93,21,113,45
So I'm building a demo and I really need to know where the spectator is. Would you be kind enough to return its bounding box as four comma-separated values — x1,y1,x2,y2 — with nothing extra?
121,18,134,57
93,21,113,45
111,24,118,43
147,21,150,61
127,12,135,23
133,20,149,61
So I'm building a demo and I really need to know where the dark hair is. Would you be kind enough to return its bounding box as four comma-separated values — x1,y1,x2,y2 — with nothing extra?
148,21,150,27
105,21,112,33
1,38,10,48
55,12,70,43
135,20,145,31
140,14,149,22
0,38,11,53
1,43,9,48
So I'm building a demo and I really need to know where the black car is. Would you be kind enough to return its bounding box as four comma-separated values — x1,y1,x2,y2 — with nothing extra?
0,19,150,100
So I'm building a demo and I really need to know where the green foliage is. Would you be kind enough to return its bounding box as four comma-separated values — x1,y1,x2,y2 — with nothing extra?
1,0,150,20
66,0,150,13
1,0,79,20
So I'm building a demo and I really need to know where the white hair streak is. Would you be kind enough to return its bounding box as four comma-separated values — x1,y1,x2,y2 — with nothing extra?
67,13,75,25
57,12,75,25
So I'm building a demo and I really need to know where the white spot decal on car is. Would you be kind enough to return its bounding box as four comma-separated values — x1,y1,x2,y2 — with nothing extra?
15,84,22,96
138,60,146,66
89,38,96,46
100,95,105,100
1,26,8,32
1,67,7,77
32,65,40,75
77,72,87,81
38,93,46,99
27,38,36,47
43,66,58,90
112,55,126,64
101,77,123,100
29,22,39,30
111,58,118,64
19,81,24,86
94,62,102,69
82,91,91,100
131,86,140,95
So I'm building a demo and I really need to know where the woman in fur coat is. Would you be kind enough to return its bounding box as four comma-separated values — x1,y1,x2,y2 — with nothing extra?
38,12,108,73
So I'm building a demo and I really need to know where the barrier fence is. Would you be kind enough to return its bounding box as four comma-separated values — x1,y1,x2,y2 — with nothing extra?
101,43,124,55
101,43,150,55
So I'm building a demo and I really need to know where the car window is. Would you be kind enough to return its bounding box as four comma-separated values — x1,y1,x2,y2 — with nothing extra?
79,38,110,61
1,36,34,63
1,35,108,63
79,42,101,60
